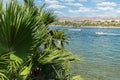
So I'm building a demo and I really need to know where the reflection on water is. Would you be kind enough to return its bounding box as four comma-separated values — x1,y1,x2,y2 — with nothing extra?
50,26,120,80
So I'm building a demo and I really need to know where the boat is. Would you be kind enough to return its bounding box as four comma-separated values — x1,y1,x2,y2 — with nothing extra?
95,32,104,34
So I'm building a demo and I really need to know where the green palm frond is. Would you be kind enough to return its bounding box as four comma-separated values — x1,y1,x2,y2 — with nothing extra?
53,30,69,48
0,53,9,80
40,10,57,26
32,26,49,50
0,0,3,14
0,71,8,80
0,0,45,58
19,63,32,80
0,53,9,69
36,49,79,80
9,52,23,71
38,3,45,16
38,49,79,65
0,52,13,80
24,0,35,7
53,30,68,42
0,0,80,80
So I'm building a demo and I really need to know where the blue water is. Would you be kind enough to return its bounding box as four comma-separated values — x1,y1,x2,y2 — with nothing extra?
50,26,120,80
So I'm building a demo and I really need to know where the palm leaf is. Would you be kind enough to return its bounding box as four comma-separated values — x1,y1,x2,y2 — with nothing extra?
0,0,80,80
0,53,9,66
0,0,45,58
38,49,79,65
0,71,9,80
0,0,3,14
19,64,32,80
40,10,56,26
9,52,23,71
24,0,35,7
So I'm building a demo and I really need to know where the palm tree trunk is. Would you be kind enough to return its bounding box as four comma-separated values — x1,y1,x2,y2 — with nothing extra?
57,40,61,49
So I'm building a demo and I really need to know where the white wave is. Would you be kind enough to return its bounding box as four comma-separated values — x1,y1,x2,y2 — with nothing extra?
95,32,120,36
68,29,81,31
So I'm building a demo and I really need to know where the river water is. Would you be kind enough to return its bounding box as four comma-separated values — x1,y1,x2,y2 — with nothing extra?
50,26,120,80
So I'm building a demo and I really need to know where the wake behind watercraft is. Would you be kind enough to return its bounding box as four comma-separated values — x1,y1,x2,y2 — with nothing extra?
95,32,120,36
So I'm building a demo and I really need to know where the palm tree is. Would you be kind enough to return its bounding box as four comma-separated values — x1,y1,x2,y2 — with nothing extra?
53,30,68,49
0,0,79,80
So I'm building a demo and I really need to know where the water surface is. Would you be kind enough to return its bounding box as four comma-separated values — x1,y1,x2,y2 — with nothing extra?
50,26,120,80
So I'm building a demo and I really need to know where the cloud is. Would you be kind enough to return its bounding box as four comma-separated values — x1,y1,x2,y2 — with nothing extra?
92,0,106,2
47,4,66,9
97,2,117,7
97,7,114,11
54,11,65,16
116,10,120,13
97,13,117,17
67,3,83,7
79,7,91,12
116,9,120,13
78,0,87,2
44,0,120,17
54,11,63,14
64,0,74,2
69,7,91,13
45,0,58,4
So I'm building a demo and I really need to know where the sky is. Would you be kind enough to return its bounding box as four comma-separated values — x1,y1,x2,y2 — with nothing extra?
3,0,120,18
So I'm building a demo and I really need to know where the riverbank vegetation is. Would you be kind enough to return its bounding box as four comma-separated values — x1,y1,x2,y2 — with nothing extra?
0,0,81,80
52,20,120,27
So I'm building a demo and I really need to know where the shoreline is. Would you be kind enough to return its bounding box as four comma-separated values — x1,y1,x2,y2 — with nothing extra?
50,25,120,28
81,26,120,28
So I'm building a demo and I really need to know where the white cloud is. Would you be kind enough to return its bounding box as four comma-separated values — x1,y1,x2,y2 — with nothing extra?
97,2,117,7
69,7,91,13
54,11,62,14
97,14,117,17
79,7,91,12
68,9,76,13
92,0,106,2
116,9,120,13
54,11,65,15
97,7,114,11
47,4,66,9
44,0,120,17
60,0,74,3
78,0,87,2
45,0,58,4
67,3,83,7
116,10,120,13
64,0,74,2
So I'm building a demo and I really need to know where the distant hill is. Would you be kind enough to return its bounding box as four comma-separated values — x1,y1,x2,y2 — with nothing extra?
51,17,120,28
58,17,120,22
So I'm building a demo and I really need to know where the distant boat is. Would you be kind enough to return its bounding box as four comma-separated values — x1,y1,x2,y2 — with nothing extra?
95,32,120,36
95,32,105,34
68,29,81,31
